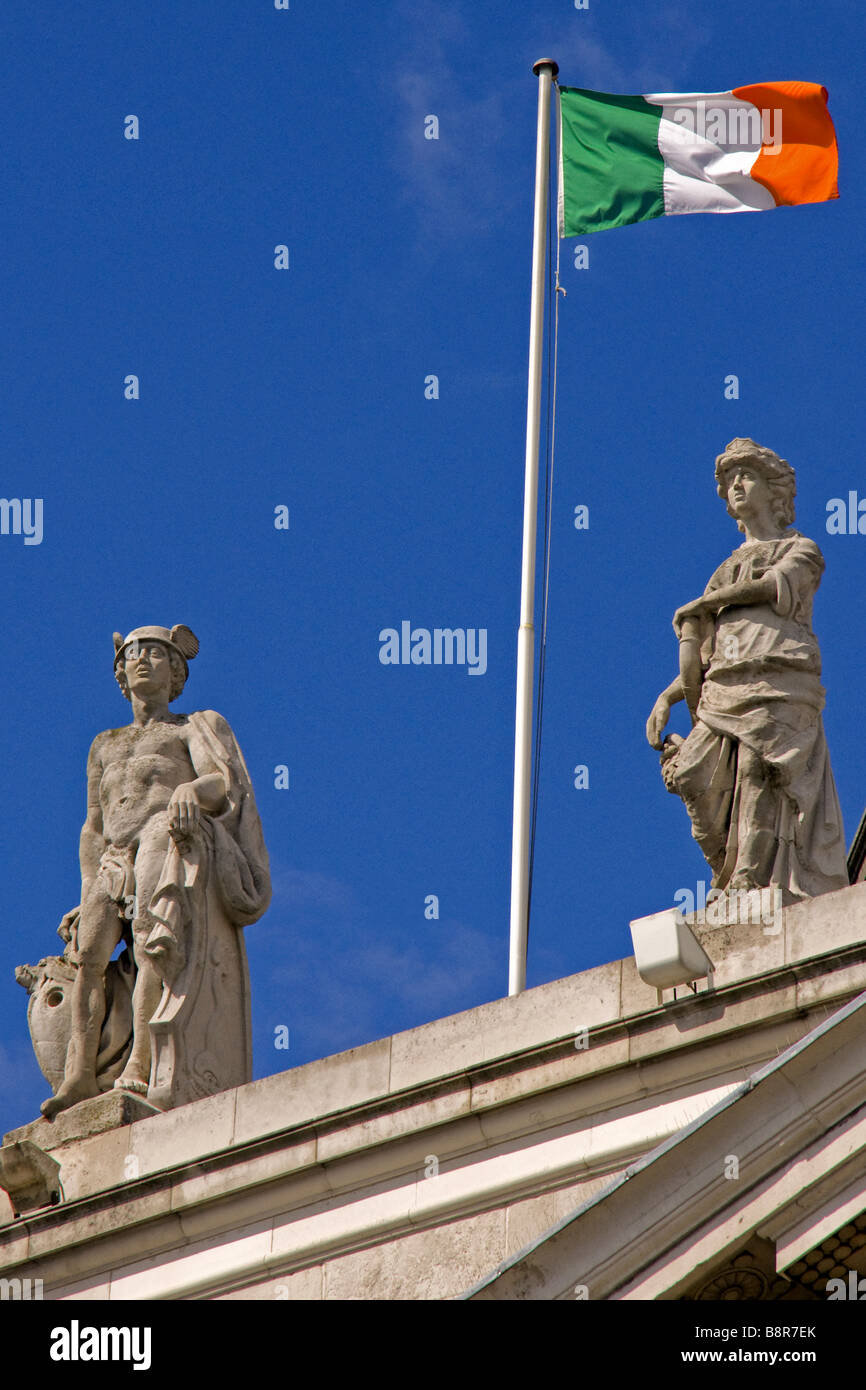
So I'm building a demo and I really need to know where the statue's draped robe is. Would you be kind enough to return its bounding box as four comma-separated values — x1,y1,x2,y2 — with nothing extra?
671,532,848,899
143,710,271,1107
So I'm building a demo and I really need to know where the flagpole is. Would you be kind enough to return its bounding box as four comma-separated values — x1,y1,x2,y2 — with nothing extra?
509,57,558,997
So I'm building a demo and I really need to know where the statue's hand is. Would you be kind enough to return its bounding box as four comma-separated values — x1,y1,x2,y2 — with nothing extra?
646,695,671,750
57,907,81,946
168,783,202,840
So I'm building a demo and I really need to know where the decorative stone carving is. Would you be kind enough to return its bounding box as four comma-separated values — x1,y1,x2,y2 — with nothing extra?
0,1141,61,1217
646,439,848,903
695,1266,768,1301
15,951,134,1094
18,625,271,1121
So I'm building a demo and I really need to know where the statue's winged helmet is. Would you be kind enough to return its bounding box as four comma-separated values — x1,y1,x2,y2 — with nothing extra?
112,624,199,669
112,625,200,702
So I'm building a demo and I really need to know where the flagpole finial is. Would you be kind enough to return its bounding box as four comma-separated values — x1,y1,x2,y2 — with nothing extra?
532,58,559,78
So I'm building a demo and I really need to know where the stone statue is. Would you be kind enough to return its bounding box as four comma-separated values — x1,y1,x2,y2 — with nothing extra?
646,439,849,903
18,625,271,1120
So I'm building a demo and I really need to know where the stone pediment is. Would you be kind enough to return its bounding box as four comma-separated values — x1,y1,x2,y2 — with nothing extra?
465,979,866,1300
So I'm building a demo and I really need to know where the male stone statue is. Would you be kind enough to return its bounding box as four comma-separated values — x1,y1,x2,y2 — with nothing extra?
28,625,271,1120
646,439,848,902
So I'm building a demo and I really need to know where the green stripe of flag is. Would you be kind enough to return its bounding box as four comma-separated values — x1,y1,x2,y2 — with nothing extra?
559,87,666,236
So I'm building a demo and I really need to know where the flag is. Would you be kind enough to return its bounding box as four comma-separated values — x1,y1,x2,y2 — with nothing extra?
558,83,839,236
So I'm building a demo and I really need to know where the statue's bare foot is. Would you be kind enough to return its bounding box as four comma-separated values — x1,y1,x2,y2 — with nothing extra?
41,1077,100,1120
113,1071,149,1097
113,1061,150,1095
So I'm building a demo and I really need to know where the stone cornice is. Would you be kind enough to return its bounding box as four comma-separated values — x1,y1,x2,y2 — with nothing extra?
2,883,865,1299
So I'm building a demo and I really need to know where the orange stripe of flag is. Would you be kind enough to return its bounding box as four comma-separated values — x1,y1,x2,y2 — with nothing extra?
732,81,839,206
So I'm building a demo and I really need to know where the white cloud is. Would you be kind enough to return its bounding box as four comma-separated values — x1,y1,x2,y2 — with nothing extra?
386,1,715,249
253,861,502,1064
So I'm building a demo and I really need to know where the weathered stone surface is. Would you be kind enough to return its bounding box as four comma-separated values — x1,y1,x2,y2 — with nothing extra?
45,1124,133,1203
50,1274,113,1301
320,1207,506,1301
233,1038,393,1146
130,1089,236,1180
389,962,622,1092
469,1033,631,1113
552,1173,618,1221
4,1091,159,1152
107,1218,274,1301
505,1190,558,1256
619,951,663,1017
786,881,866,960
215,1265,323,1301
646,438,849,904
315,1083,472,1165
691,906,787,985
170,1137,318,1213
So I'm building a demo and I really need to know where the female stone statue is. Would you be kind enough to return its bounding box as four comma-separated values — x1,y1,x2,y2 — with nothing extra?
646,438,848,901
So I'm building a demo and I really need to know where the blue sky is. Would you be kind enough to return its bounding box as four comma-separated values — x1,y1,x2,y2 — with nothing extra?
1,0,863,1132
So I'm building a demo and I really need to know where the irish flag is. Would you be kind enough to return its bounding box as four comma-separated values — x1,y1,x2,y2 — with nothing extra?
558,83,839,236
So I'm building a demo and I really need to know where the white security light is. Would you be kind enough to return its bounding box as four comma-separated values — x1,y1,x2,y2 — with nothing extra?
629,907,715,995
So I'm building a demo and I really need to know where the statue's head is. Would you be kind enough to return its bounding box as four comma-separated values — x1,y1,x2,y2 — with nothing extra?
113,625,199,703
714,438,796,534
